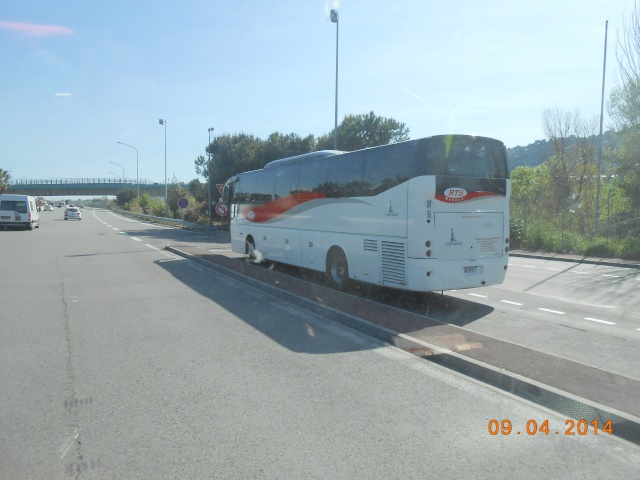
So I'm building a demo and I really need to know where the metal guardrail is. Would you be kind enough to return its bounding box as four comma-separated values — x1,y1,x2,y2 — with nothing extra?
111,208,222,232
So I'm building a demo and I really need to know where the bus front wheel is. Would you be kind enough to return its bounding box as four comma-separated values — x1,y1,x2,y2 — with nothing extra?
326,248,349,291
245,237,256,260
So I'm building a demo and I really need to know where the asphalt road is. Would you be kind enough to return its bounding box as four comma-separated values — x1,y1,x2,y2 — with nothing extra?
1,209,639,478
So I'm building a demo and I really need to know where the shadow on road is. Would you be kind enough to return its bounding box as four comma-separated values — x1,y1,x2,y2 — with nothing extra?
152,255,375,355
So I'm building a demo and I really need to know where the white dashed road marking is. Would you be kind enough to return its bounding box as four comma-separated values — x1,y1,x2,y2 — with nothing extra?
584,317,616,325
500,300,523,306
538,308,565,315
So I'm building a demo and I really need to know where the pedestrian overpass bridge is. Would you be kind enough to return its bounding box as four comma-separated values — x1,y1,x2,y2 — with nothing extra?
5,178,186,197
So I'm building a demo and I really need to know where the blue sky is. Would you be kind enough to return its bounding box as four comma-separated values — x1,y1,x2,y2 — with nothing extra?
0,0,634,184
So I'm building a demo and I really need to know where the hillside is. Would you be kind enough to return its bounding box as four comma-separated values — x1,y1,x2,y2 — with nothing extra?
506,131,616,171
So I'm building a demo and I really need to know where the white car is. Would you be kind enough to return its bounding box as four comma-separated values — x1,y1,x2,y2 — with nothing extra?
64,207,82,220
44,204,54,211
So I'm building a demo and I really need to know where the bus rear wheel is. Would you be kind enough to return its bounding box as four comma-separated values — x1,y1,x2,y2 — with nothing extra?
326,248,349,291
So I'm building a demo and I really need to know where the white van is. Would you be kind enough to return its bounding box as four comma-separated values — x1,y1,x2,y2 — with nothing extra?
0,194,40,230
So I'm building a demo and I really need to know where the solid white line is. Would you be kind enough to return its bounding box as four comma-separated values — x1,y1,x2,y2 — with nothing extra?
538,308,565,315
584,317,616,325
501,300,523,306
145,244,160,250
130,236,142,242
468,293,487,298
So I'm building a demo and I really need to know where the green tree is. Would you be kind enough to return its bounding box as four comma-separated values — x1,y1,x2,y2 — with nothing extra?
0,168,10,193
167,176,188,218
316,111,410,151
608,1,640,212
115,189,137,208
542,107,599,231
195,133,263,188
510,164,551,228
262,132,315,161
188,178,208,203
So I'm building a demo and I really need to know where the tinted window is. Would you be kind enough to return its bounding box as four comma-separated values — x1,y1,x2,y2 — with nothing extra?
434,136,508,179
324,156,366,197
364,142,427,195
274,164,299,199
296,158,329,195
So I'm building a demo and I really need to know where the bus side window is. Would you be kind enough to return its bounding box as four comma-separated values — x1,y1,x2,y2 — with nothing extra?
274,164,299,199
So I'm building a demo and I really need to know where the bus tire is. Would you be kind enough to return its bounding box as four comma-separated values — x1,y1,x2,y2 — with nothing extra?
326,248,349,291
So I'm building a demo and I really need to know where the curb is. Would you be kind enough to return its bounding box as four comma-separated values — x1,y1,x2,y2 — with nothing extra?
166,245,640,446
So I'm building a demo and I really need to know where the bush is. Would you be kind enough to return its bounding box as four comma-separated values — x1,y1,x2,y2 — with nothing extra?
618,236,640,259
509,219,525,247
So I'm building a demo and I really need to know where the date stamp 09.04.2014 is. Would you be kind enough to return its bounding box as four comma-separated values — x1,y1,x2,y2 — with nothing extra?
488,419,613,436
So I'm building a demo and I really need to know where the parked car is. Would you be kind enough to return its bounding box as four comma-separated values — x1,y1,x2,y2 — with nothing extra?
64,207,82,221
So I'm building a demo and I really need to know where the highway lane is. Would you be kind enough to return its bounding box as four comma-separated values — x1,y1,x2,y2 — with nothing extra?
444,258,640,380
2,210,639,478
88,209,640,380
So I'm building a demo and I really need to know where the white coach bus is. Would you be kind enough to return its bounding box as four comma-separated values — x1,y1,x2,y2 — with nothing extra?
224,134,510,292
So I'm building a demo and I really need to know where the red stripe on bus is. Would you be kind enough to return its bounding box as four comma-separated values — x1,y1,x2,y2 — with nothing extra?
240,192,326,222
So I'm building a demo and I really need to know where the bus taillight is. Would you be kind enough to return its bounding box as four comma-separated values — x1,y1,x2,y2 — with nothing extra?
426,250,432,257
425,240,431,247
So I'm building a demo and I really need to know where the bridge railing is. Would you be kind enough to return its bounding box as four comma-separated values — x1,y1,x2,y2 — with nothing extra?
8,178,161,185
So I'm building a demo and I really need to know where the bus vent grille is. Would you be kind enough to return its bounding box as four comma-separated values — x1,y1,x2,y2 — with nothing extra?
363,239,378,252
381,241,406,285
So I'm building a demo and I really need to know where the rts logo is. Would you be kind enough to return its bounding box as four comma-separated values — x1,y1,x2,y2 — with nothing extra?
444,187,467,202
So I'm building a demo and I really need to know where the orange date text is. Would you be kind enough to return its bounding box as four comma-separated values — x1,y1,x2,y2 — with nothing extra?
488,419,613,436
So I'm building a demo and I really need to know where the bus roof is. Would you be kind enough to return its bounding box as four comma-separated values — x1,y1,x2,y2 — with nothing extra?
263,150,344,169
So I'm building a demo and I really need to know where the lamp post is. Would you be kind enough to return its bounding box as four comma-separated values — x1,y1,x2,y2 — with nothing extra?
595,20,608,231
207,127,214,226
117,141,139,198
159,119,168,217
109,161,124,182
330,9,339,150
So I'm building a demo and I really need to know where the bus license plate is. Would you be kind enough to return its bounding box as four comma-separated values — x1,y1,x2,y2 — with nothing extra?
464,265,481,274
0,215,9,220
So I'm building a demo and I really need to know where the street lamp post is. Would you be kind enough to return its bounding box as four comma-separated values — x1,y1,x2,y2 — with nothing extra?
117,141,139,198
109,161,124,182
330,9,339,150
159,119,168,217
207,127,214,226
